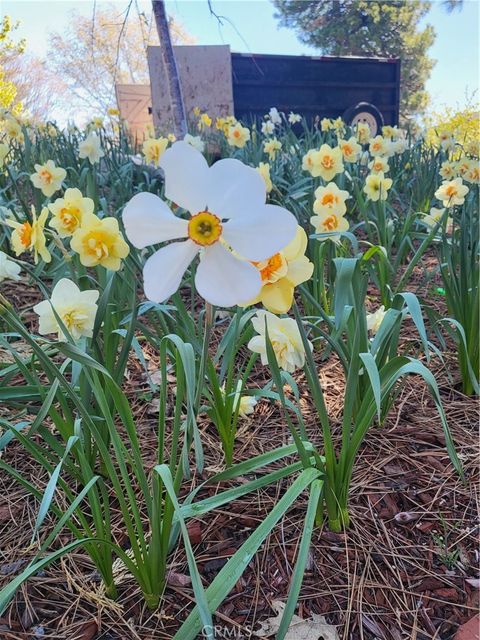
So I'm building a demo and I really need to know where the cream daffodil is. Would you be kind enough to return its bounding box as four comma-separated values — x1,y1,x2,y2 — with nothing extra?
247,226,314,314
355,122,371,144
248,310,311,373
366,305,386,334
422,207,453,233
30,160,66,198
122,141,297,307
79,132,104,165
263,138,282,160
434,178,469,207
184,134,205,153
7,206,51,264
0,251,21,282
48,188,94,238
310,210,349,243
439,161,457,180
313,182,350,217
0,142,9,167
338,137,362,163
303,144,344,181
363,172,393,202
368,157,389,174
33,278,99,341
227,122,250,148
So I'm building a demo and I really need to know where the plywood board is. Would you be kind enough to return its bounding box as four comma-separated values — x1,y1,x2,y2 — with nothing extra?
115,84,153,141
147,45,234,132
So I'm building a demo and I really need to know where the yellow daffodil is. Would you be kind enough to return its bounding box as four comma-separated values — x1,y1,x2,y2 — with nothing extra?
338,137,362,163
439,161,457,180
167,133,176,143
7,206,51,264
33,278,99,341
368,157,389,174
142,136,169,167
256,162,273,193
248,310,311,373
30,160,66,198
382,126,395,138
366,305,386,334
247,226,314,314
48,188,94,238
455,158,470,178
313,182,350,217
70,213,129,271
107,107,120,117
198,113,212,130
227,122,250,148
193,106,201,117
332,116,345,135
263,137,282,160
0,251,21,282
363,172,393,202
434,177,469,207
222,381,257,418
355,122,371,144
79,132,105,165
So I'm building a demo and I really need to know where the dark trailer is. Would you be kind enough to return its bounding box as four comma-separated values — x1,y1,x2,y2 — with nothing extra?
231,52,401,136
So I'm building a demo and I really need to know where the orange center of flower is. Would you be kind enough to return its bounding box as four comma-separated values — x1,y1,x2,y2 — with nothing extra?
445,186,457,197
321,193,337,206
321,156,334,169
342,144,352,156
40,169,53,184
60,207,81,232
374,162,382,171
323,215,338,231
233,130,241,138
19,222,32,247
373,143,381,151
188,211,222,246
253,252,288,284
85,232,110,259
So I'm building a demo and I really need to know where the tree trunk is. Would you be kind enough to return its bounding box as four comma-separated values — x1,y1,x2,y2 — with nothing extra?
151,0,187,138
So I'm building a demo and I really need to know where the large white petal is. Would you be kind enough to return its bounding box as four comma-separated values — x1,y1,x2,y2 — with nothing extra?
205,159,266,220
122,192,188,249
159,141,209,213
222,204,297,261
195,243,261,307
143,240,198,302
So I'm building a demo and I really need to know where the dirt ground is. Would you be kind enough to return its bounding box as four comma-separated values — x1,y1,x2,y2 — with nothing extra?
0,269,478,640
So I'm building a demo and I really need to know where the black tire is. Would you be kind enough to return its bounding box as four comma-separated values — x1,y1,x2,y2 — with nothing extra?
342,102,384,137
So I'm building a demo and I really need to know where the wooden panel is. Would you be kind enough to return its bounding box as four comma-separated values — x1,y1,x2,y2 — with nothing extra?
148,45,234,132
115,84,153,141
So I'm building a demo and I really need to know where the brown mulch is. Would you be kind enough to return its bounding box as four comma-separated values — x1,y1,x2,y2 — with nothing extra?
0,254,478,640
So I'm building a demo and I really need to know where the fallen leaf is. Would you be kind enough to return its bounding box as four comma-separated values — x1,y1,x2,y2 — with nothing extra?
394,511,422,524
167,570,191,587
254,600,339,639
466,578,480,589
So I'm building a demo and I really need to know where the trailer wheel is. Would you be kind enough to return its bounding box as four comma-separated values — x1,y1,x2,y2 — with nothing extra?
342,102,384,137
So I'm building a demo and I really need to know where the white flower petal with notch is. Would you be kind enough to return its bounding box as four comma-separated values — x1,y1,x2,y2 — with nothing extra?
159,141,209,212
221,204,297,261
204,158,266,219
123,192,188,248
195,242,261,307
143,240,199,302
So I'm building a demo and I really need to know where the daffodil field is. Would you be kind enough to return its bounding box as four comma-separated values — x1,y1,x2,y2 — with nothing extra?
0,107,478,638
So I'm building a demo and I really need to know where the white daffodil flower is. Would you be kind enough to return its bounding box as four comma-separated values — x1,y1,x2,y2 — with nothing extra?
122,141,297,307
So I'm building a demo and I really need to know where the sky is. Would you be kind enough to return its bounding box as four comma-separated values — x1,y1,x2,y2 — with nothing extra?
3,0,479,121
